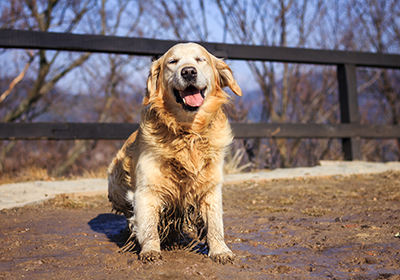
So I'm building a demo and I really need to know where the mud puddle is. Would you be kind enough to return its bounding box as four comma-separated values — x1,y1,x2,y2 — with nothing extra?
1,172,400,279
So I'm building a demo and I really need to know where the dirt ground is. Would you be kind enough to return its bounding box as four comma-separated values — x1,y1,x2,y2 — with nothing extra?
1,171,400,279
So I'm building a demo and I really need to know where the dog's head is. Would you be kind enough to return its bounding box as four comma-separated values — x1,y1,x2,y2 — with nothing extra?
144,43,242,120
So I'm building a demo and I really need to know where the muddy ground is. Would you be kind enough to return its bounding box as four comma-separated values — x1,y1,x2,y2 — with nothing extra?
1,172,400,279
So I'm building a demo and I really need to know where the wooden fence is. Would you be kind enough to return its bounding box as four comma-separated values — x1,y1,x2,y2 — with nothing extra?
1,29,400,160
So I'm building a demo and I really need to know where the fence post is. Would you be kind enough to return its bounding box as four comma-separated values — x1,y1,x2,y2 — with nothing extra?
337,64,362,160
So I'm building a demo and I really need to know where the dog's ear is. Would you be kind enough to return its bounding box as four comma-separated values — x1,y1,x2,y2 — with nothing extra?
213,56,242,96
144,58,162,106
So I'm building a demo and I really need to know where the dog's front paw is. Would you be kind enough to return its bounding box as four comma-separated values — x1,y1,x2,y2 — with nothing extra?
139,250,162,263
209,250,235,264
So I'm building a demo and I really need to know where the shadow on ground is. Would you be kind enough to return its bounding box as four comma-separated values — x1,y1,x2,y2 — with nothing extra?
88,213,129,248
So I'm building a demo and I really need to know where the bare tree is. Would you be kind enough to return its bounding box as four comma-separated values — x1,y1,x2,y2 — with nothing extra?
0,0,97,171
146,0,209,41
52,0,150,176
216,0,334,168
348,0,400,161
0,0,96,122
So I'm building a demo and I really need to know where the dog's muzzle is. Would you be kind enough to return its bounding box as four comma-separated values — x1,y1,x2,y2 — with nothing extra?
173,66,206,112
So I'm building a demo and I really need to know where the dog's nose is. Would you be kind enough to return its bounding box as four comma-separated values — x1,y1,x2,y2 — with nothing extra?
181,66,197,81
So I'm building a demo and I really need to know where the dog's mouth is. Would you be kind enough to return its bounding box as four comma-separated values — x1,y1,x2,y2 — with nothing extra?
173,85,206,112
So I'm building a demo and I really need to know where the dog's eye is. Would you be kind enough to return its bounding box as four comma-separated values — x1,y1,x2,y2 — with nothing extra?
168,59,178,64
196,57,206,62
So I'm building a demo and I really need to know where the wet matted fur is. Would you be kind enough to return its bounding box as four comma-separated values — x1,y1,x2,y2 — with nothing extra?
107,43,242,264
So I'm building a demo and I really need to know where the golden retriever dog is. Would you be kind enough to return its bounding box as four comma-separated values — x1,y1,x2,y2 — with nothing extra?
107,43,242,264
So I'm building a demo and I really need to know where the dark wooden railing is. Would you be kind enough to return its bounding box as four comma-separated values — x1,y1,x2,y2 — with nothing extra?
1,29,400,160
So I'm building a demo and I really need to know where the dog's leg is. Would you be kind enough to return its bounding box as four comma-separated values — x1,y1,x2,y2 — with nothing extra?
201,184,235,264
134,186,162,262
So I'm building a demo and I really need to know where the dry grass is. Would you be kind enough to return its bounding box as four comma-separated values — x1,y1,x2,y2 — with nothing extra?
0,166,51,185
0,166,107,185
79,167,108,179
224,147,253,174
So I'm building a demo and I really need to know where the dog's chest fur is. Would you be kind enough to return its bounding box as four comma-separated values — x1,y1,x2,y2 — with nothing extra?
166,134,218,179
158,127,224,182
139,110,230,204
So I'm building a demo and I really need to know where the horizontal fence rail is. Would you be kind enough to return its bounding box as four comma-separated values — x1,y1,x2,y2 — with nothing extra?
0,123,399,140
1,29,400,160
1,29,400,67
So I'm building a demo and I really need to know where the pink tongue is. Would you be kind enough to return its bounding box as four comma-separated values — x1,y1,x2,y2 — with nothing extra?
181,88,204,107
183,93,204,107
